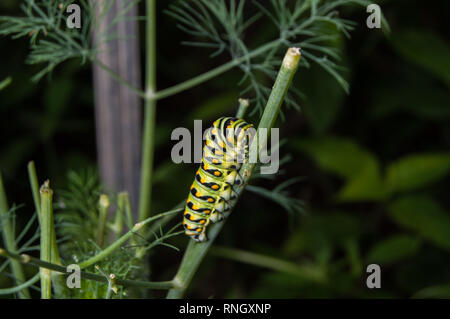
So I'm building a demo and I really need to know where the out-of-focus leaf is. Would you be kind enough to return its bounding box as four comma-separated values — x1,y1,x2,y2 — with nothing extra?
385,153,450,194
0,77,12,91
293,136,370,178
293,136,385,201
390,30,450,86
413,284,450,299
284,211,361,261
389,195,450,251
370,86,450,121
337,158,385,201
366,234,422,265
295,63,345,134
187,92,239,122
43,78,73,118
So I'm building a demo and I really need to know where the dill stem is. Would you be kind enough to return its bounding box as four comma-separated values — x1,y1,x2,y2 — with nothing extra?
137,0,157,224
0,248,178,290
210,246,325,283
28,162,65,296
96,194,110,247
0,173,30,299
236,98,250,118
166,48,301,299
153,39,282,100
39,181,53,299
0,272,40,295
113,193,126,238
92,39,282,102
78,208,182,269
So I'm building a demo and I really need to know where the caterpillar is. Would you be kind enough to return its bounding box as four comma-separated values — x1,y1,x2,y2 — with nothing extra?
183,116,254,242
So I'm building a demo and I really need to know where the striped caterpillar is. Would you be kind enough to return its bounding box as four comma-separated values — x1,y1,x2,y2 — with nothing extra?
182,117,254,242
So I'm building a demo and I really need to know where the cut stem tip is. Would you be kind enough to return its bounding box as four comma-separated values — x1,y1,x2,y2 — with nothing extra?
282,47,301,70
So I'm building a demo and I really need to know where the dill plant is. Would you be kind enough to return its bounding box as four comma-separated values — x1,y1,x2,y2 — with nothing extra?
0,0,385,298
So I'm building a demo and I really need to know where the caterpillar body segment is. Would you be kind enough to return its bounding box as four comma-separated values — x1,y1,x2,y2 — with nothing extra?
183,117,254,242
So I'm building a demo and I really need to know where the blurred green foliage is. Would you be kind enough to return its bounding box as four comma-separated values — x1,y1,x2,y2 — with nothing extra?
1,0,449,298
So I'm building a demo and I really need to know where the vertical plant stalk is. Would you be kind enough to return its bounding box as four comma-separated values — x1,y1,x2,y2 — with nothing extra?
236,98,250,119
28,162,66,297
0,173,30,299
121,192,134,230
39,181,54,299
96,194,110,247
113,194,125,239
138,0,157,223
91,0,142,214
166,48,301,298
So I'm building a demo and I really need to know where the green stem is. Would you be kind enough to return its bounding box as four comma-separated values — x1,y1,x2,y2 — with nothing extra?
91,39,282,103
113,194,125,238
28,163,65,297
0,272,40,295
0,173,30,299
39,181,53,299
138,0,157,223
240,47,301,180
79,208,181,269
27,161,41,222
236,98,250,118
121,192,134,230
166,48,301,298
96,194,110,247
153,39,282,100
0,248,177,290
210,246,325,283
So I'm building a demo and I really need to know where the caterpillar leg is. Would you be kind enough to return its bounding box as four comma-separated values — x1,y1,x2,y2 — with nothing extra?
192,232,208,242
209,211,225,223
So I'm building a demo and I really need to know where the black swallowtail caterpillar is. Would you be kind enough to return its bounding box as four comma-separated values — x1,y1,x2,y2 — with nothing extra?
183,117,254,242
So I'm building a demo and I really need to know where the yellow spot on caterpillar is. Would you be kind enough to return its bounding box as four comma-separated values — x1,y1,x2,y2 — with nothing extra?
195,191,201,197
208,198,214,203
200,220,206,224
192,204,198,210
215,150,222,155
196,228,202,232
184,211,188,215
212,185,219,190
212,128,217,134
214,171,221,176
206,140,210,146
200,177,206,183
212,159,219,164
190,215,195,221
218,141,225,148
204,209,211,214
228,137,234,143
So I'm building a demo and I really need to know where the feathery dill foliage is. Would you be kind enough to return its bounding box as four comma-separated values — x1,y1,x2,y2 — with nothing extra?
55,170,182,298
0,0,141,82
55,170,135,298
166,0,369,116
56,169,101,257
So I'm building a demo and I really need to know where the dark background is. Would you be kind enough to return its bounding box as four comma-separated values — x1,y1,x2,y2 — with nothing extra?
1,0,450,298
